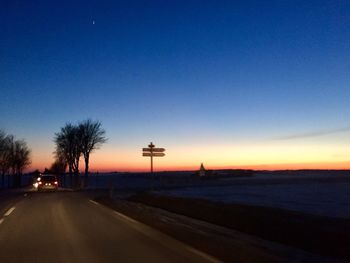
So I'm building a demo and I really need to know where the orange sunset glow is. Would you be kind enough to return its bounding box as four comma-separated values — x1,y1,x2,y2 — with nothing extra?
29,142,350,172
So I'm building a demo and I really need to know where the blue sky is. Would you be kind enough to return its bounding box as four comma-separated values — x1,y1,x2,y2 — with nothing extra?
1,0,350,170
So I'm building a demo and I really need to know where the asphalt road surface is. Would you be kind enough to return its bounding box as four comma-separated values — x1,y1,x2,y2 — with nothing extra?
0,191,216,263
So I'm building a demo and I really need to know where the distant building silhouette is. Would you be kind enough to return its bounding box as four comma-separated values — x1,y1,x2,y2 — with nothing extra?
199,163,206,177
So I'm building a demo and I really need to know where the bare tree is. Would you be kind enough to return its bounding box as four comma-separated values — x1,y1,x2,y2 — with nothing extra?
1,133,13,187
50,156,67,175
54,123,82,188
0,130,5,152
54,120,107,188
79,120,107,179
0,131,11,187
13,140,31,174
1,131,31,188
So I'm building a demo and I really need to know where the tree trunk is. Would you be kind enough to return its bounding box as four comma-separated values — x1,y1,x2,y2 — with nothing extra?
84,154,89,188
13,169,20,188
12,173,17,188
1,172,4,188
74,171,80,189
85,155,89,177
69,165,73,188
17,173,21,188
74,157,80,189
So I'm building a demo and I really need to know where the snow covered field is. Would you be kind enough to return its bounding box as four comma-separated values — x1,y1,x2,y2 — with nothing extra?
156,174,350,219
49,170,350,219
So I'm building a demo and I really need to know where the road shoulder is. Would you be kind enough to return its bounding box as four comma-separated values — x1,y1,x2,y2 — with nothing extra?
93,195,339,263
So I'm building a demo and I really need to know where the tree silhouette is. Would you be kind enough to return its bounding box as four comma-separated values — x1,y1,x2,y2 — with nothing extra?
1,131,31,188
79,119,107,179
0,130,11,187
54,123,82,188
50,156,67,175
54,120,107,188
10,139,31,187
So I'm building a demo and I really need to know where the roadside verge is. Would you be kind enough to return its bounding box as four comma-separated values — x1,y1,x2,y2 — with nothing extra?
125,192,350,262
94,193,343,262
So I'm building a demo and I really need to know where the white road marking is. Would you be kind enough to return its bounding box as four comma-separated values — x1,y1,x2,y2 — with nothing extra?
4,207,15,217
113,211,138,224
185,246,220,263
88,199,219,262
112,206,218,262
0,218,4,225
89,200,99,205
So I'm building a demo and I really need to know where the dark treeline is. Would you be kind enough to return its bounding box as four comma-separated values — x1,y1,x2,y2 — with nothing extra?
0,130,31,188
53,119,107,188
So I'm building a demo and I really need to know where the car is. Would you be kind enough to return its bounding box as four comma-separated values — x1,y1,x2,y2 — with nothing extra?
37,175,58,191
32,176,41,189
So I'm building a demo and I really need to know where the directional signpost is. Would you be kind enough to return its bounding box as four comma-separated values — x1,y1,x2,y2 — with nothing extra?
142,142,165,173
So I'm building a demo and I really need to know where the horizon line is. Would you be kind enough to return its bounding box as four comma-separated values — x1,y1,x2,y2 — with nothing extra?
27,161,350,173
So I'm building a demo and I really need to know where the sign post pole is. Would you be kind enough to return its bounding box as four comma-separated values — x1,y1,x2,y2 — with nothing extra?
149,142,154,174
142,142,165,175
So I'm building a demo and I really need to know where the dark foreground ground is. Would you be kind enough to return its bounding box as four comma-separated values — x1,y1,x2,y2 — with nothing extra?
0,191,215,263
91,172,350,262
0,185,348,262
95,193,348,263
120,193,350,261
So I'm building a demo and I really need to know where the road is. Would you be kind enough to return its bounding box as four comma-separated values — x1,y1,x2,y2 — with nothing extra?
0,191,216,263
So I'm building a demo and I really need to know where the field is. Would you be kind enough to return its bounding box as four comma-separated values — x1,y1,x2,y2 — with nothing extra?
51,170,350,219
119,171,350,261
83,170,350,261
75,170,350,219
155,171,350,219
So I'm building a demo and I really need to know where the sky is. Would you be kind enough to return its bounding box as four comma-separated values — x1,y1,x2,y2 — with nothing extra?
1,0,350,172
